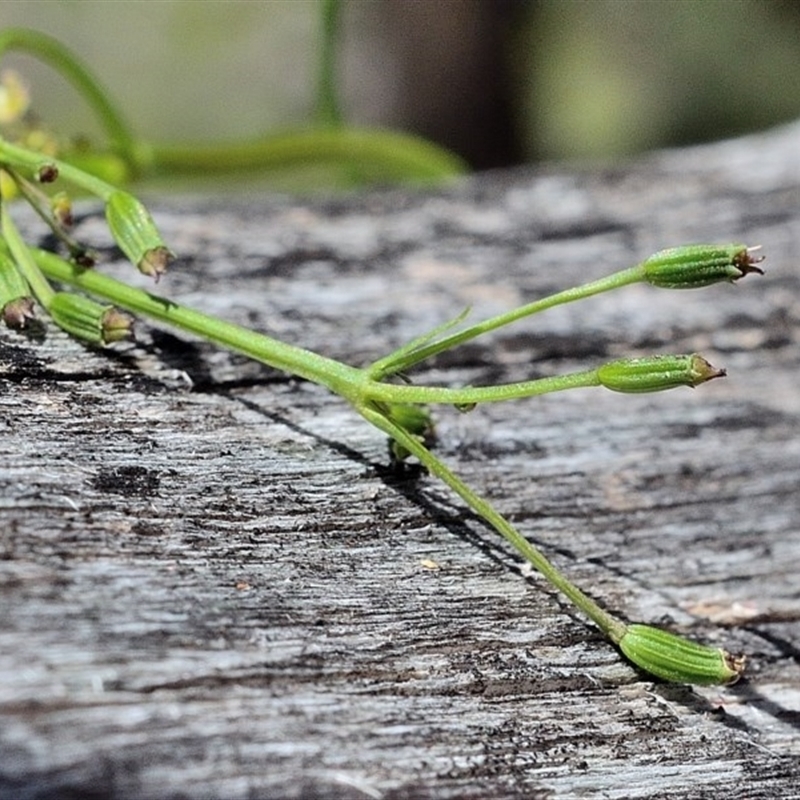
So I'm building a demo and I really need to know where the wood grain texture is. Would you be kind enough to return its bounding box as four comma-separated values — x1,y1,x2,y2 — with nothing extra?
2,122,800,799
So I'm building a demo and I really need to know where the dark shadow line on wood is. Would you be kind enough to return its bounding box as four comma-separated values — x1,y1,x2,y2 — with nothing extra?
224,390,795,736
227,391,607,627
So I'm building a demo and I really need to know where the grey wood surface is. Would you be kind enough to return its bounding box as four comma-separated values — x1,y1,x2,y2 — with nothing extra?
2,122,800,799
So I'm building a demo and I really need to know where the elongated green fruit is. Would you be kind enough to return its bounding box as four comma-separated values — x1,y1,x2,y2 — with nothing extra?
0,244,31,301
597,354,724,393
48,291,132,345
642,244,764,289
619,623,745,685
0,245,34,328
105,190,172,280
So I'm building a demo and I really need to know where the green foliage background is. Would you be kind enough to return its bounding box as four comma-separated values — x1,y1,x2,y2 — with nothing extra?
2,0,799,169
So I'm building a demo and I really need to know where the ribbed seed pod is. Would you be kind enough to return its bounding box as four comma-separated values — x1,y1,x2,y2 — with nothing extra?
619,623,745,685
642,244,764,289
105,190,173,279
597,354,724,393
48,292,132,345
0,245,35,328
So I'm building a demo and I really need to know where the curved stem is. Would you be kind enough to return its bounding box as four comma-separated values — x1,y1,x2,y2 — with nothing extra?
0,28,137,164
0,28,464,186
145,127,467,182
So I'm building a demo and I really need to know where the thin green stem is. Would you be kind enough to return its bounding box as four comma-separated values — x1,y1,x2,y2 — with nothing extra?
369,266,645,379
2,167,84,257
0,28,137,164
360,402,628,644
145,128,467,182
1,196,55,308
0,134,119,199
0,27,464,187
32,247,365,398
316,0,343,126
362,369,601,406
31,245,607,409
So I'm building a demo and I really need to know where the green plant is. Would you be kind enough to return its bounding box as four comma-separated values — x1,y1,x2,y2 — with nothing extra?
0,24,764,685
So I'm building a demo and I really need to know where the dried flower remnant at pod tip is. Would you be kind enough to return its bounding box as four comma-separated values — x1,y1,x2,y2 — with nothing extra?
36,162,58,183
47,291,132,345
2,295,35,329
104,191,173,280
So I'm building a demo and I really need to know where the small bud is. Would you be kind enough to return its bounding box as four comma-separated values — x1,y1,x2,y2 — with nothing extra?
22,128,59,158
105,190,173,280
0,69,30,125
48,292,131,345
597,354,724,394
72,248,96,268
51,191,74,227
642,244,764,290
37,163,59,184
619,623,745,685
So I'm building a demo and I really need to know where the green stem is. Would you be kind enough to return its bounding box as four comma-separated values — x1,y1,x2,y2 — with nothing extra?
0,27,464,186
362,369,601,406
32,247,364,397
0,135,119,199
32,245,603,409
369,266,645,378
0,28,137,164
317,0,343,126
360,402,628,644
1,199,55,308
144,128,467,182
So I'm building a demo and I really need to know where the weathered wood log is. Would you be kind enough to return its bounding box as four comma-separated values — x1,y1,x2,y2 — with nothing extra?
2,122,800,799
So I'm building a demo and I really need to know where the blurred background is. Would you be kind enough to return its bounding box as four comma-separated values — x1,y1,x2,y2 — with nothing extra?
2,0,800,172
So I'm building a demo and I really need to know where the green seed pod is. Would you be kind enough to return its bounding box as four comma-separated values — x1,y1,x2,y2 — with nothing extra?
597,354,724,393
0,245,31,302
48,291,132,345
619,623,745,685
51,191,73,227
0,245,35,328
2,297,35,329
642,244,764,289
105,190,173,280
